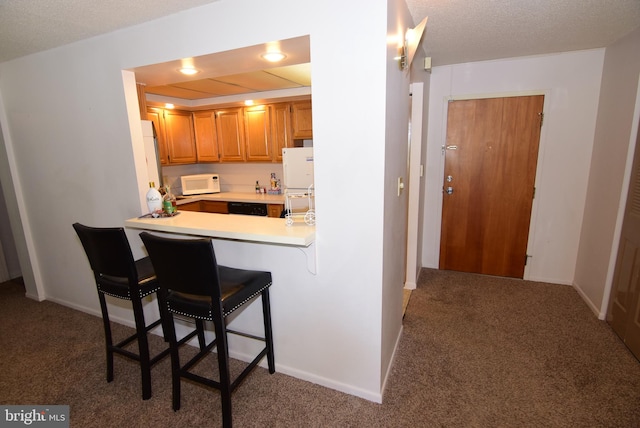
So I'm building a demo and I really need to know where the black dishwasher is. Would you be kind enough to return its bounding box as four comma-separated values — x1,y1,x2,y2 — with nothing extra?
227,202,268,216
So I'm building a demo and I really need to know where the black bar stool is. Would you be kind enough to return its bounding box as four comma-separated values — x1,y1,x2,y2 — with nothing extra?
140,232,275,428
72,223,203,400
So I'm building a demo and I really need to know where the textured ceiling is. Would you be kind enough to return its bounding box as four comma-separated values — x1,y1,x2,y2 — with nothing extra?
405,0,640,66
1,0,639,100
0,0,220,63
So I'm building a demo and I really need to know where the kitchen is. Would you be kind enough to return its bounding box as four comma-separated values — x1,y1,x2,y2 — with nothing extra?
133,36,316,227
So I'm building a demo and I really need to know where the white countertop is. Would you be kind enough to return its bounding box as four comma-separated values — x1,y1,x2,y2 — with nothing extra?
177,191,285,205
125,210,314,247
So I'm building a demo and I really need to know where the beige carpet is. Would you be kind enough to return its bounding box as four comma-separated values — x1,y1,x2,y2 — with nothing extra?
2,269,640,427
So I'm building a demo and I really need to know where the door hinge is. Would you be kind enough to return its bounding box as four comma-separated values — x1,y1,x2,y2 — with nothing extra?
538,112,544,128
533,186,536,199
525,254,531,266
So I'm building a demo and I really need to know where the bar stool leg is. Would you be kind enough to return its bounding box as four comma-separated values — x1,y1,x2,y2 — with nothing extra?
132,297,152,400
261,289,276,373
164,312,182,411
98,293,115,383
196,320,207,350
215,321,233,428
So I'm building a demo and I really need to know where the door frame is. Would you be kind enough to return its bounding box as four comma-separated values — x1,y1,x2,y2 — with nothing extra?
405,82,424,290
602,73,640,320
435,90,550,280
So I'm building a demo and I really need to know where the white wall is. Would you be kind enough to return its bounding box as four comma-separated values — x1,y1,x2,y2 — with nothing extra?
0,0,405,402
574,27,640,317
380,0,413,390
162,162,285,194
422,49,605,285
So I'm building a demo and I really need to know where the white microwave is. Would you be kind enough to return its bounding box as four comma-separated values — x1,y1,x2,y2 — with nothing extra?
180,174,221,195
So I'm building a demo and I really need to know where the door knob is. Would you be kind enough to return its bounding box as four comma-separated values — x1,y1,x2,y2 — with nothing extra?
445,187,454,195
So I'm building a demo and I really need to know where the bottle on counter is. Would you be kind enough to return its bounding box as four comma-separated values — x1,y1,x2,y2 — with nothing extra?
146,182,163,214
162,185,177,215
255,180,261,194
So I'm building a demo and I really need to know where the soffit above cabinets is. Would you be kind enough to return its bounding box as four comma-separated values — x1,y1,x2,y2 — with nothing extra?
144,63,311,100
132,36,311,102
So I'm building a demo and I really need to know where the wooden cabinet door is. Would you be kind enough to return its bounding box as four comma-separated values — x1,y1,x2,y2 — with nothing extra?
244,105,272,162
272,103,292,161
193,110,219,162
164,109,197,164
201,201,229,214
146,107,169,165
215,108,245,162
178,201,201,212
268,204,284,218
292,101,313,139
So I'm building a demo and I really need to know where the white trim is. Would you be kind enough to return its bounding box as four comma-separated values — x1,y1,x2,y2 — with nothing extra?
0,85,45,300
46,292,386,403
572,282,601,318
405,82,424,290
524,91,551,280
600,73,640,320
379,324,403,401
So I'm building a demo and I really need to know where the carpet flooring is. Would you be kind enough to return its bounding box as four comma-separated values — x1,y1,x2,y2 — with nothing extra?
1,269,639,427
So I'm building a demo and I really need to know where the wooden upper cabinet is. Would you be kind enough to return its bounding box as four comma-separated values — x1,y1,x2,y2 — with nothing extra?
146,107,169,165
163,109,197,164
244,105,272,162
144,98,310,165
292,101,313,139
193,110,219,162
216,108,245,162
272,103,293,162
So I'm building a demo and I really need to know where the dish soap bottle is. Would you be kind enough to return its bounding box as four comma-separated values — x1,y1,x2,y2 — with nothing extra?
146,182,162,214
162,185,177,215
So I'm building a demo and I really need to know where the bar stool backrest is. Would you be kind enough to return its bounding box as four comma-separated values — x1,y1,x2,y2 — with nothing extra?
73,223,138,285
139,233,222,302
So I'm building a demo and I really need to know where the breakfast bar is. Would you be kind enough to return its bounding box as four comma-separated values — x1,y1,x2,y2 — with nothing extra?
124,202,319,399
125,210,314,247
125,210,317,275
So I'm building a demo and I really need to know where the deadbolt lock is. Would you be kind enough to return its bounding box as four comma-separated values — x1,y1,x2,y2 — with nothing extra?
445,186,454,195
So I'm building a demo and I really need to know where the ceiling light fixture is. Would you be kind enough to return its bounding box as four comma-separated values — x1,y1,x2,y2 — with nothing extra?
261,52,286,62
244,100,254,106
165,103,174,109
179,67,199,75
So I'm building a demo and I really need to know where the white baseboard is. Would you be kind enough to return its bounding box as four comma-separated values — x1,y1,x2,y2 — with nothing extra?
572,282,605,319
41,295,384,403
380,325,403,402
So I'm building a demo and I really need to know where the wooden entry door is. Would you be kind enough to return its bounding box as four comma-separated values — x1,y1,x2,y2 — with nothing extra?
439,95,544,278
608,118,640,360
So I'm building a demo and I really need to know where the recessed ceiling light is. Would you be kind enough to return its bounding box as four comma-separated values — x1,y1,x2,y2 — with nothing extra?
179,67,199,75
261,52,286,62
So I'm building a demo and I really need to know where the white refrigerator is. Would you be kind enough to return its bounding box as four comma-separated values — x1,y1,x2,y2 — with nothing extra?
142,120,162,188
282,147,314,190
